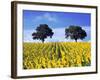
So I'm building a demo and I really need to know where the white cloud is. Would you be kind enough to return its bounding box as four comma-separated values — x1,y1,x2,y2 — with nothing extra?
43,13,57,22
33,13,58,22
24,29,41,42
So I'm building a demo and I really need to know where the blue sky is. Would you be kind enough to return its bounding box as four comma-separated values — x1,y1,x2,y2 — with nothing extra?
23,10,91,42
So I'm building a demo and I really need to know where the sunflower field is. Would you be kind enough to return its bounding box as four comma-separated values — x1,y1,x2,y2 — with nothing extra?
23,42,91,69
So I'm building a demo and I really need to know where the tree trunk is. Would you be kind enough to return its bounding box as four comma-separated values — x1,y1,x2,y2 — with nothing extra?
42,39,44,43
75,39,77,42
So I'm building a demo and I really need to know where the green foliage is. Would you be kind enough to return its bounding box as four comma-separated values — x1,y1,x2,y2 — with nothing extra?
65,25,87,42
32,24,54,43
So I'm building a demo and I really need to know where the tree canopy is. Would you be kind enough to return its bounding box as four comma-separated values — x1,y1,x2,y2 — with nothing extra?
32,24,54,43
65,25,87,42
